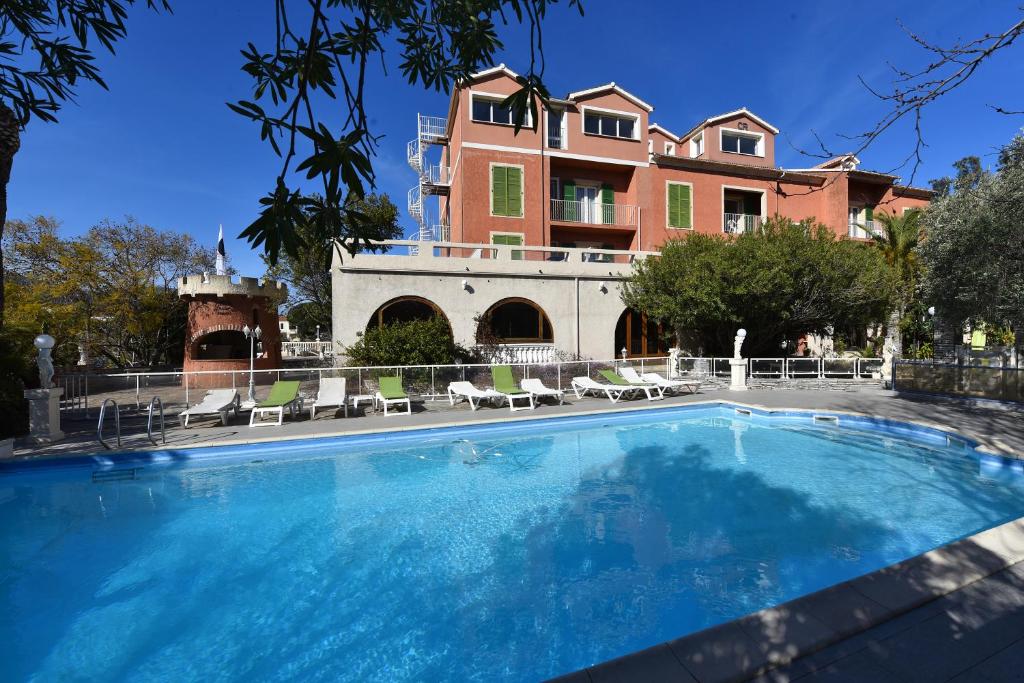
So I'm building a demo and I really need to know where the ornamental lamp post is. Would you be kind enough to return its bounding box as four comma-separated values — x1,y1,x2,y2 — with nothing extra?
243,324,262,404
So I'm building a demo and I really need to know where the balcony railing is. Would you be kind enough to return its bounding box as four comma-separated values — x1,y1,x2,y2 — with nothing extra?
723,213,761,234
547,132,563,149
549,199,639,228
848,220,881,239
417,114,448,141
422,163,449,186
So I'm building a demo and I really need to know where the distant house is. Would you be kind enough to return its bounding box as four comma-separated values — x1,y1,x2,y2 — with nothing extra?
278,315,300,342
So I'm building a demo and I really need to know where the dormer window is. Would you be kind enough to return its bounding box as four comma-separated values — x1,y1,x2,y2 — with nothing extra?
470,93,530,127
720,128,764,156
582,107,638,140
690,132,704,157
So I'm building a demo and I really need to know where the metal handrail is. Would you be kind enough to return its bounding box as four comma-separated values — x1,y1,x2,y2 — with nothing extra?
97,398,120,450
147,396,166,445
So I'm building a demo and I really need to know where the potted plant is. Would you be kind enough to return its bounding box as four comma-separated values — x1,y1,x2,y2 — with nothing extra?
0,329,32,458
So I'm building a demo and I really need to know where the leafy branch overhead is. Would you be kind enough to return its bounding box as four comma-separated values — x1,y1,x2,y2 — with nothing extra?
230,0,582,265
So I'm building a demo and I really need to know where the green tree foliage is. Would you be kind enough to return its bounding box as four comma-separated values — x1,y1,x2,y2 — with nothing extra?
231,0,582,265
0,1,169,327
263,193,400,337
0,327,33,438
344,317,474,367
921,133,1024,336
2,216,214,367
928,155,986,198
621,217,895,356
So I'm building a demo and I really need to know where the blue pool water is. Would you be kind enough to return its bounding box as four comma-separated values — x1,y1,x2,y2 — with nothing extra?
3,405,1024,681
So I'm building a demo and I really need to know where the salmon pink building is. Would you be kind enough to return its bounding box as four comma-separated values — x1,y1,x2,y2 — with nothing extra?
332,66,931,361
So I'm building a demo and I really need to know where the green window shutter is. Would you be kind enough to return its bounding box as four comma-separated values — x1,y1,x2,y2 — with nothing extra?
667,184,681,227
601,184,615,224
506,167,522,217
563,180,576,221
678,184,692,228
492,166,507,216
865,206,874,223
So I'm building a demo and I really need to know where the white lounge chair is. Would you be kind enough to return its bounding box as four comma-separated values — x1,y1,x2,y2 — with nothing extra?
179,389,240,428
448,381,504,410
640,371,701,395
570,376,661,403
521,378,564,404
309,377,348,419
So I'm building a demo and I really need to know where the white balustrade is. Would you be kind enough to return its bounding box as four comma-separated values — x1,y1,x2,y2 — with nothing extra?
549,199,639,228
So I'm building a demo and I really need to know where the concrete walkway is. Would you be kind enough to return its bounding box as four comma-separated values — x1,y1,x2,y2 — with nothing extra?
13,386,1024,461
751,560,1024,682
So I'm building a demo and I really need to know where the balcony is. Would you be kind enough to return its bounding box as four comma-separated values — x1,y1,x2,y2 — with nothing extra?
724,213,761,234
422,163,450,187
417,114,448,142
549,199,639,229
848,220,881,239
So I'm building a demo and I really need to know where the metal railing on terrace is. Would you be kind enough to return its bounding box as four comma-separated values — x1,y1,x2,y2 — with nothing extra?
724,213,761,234
417,114,448,141
54,355,884,421
422,163,450,186
372,239,655,266
549,199,639,228
847,220,881,239
282,341,335,357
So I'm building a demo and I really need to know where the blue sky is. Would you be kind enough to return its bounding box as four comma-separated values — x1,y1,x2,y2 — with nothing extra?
8,0,1023,275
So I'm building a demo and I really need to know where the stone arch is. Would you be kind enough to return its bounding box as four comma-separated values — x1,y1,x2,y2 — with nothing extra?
366,295,452,333
477,297,554,343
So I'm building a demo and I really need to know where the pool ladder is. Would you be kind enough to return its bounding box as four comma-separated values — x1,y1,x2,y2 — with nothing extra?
97,398,121,449
97,396,165,449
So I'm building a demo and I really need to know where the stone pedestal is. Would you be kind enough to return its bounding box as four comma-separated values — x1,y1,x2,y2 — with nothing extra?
729,358,748,391
24,388,64,443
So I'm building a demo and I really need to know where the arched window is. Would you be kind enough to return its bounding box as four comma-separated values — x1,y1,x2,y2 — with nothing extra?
368,296,448,330
193,330,248,360
479,298,553,343
615,309,670,358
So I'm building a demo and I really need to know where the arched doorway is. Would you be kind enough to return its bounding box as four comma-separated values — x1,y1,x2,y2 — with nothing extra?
614,309,671,358
192,330,248,360
367,296,449,332
477,298,553,343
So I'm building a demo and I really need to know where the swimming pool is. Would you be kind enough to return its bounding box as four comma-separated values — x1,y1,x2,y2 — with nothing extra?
3,404,1023,681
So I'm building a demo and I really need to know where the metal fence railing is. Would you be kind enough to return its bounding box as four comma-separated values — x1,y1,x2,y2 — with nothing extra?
894,360,1023,403
53,355,884,421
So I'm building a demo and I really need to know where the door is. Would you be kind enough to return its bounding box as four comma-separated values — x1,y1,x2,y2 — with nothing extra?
575,185,600,224
848,207,863,238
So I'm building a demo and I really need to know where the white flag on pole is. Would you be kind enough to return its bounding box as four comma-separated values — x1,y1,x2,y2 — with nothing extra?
216,224,226,275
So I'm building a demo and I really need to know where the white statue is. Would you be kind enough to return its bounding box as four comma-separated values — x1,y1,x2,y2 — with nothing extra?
733,328,747,359
35,334,56,389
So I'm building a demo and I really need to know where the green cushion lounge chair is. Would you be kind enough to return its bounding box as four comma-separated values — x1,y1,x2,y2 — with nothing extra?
375,376,412,416
490,365,535,412
249,380,304,427
598,369,664,400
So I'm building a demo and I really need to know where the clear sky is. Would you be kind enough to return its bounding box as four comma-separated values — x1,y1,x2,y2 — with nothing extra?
8,0,1023,275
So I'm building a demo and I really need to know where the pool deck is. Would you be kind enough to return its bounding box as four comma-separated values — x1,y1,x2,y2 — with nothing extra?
10,386,1024,461
9,386,1024,682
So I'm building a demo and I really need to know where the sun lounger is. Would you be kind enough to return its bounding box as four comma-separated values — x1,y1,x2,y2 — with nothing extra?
249,380,304,427
448,381,504,411
571,376,660,403
520,378,564,405
643,374,700,395
599,369,664,400
309,377,348,419
179,389,240,428
376,376,412,416
490,366,535,412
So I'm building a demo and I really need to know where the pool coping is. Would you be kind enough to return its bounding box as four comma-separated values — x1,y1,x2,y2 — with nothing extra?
551,515,1024,683
3,397,1019,470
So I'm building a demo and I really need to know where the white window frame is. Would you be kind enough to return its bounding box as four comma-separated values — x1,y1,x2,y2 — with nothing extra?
488,162,525,219
545,107,567,149
690,132,704,158
470,91,532,128
581,105,640,141
664,142,676,155
721,184,767,233
665,180,694,230
719,126,765,157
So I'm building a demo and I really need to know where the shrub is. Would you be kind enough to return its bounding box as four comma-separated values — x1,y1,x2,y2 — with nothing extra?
0,328,35,439
344,317,477,367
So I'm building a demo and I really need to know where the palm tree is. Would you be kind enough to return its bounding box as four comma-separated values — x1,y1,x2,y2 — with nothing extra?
869,208,924,363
